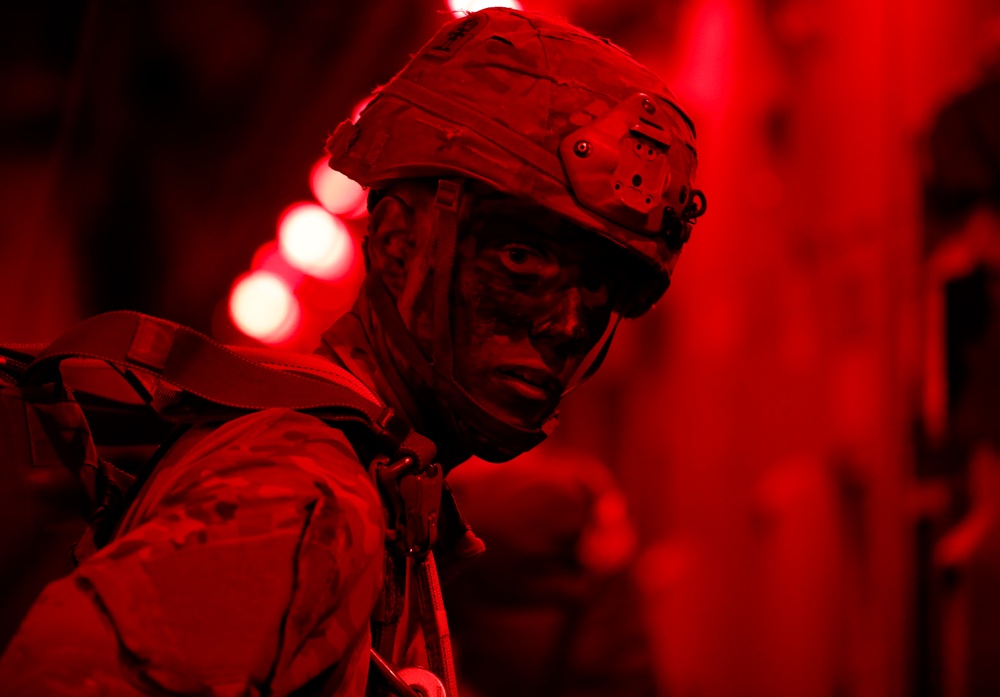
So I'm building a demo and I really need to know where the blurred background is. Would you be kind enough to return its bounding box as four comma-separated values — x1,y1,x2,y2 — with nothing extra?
2,0,1000,695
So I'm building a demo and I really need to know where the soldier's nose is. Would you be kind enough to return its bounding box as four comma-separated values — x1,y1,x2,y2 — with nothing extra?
532,288,587,343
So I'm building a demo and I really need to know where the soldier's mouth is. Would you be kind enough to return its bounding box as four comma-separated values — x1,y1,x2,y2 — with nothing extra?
495,366,559,401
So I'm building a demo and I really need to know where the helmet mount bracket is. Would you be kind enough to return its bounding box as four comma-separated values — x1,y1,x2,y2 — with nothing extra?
560,92,695,238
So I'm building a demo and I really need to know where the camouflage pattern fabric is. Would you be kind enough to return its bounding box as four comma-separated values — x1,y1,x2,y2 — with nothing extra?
327,7,702,316
0,408,386,696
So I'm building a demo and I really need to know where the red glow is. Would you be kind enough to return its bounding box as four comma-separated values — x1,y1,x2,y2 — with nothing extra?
310,159,368,219
228,270,301,344
250,241,305,289
277,202,355,280
576,490,638,574
673,0,736,114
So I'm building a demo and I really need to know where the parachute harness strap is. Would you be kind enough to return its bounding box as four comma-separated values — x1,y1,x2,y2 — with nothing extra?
414,552,459,696
368,449,459,697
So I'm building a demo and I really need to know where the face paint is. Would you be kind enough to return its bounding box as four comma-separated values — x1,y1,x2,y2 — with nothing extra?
452,201,616,429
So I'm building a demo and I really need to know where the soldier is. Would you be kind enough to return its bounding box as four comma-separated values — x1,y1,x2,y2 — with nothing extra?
0,7,704,696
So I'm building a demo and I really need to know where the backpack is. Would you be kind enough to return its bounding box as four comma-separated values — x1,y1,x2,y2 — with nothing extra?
0,310,459,695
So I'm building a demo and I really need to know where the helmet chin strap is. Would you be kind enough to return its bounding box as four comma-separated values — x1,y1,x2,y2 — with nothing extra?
431,180,461,378
561,312,622,397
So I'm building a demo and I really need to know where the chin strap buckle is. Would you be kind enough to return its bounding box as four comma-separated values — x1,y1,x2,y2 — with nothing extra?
434,179,462,211
397,463,443,557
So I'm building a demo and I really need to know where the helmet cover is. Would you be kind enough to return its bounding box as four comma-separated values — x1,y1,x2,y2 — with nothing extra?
327,7,705,316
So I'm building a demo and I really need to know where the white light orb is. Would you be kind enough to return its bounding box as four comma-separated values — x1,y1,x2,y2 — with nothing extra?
229,270,300,343
278,202,354,279
448,0,522,14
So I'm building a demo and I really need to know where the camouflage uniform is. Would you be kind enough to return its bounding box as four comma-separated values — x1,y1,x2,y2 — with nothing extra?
0,407,386,695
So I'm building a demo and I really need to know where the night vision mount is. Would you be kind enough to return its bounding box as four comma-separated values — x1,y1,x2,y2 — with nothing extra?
560,92,706,248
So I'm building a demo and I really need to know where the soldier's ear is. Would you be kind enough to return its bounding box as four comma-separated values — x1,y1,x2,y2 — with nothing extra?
368,193,418,298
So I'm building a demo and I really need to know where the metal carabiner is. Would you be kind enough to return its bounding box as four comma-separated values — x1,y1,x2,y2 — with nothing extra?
369,649,447,697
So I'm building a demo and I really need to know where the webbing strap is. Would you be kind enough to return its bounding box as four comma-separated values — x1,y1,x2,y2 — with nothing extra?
366,276,442,391
561,313,622,397
432,180,462,377
414,552,459,697
26,311,436,469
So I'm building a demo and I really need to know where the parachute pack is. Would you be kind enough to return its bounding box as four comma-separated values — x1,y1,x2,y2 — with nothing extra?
0,310,461,696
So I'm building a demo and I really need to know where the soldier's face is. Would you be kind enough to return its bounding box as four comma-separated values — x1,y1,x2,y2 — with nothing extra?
451,202,617,428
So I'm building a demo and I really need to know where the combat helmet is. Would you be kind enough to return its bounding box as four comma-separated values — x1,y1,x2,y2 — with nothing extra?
327,6,706,317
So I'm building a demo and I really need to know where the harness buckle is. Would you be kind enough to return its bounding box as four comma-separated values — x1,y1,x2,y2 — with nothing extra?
373,455,443,558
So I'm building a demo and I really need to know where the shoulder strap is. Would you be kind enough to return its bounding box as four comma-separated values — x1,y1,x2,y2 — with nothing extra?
25,311,436,471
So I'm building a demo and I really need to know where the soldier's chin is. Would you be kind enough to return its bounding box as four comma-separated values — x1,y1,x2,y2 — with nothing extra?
465,405,557,463
479,371,559,424
478,391,557,432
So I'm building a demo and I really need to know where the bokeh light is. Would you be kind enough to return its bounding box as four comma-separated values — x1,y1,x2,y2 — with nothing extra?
228,270,300,344
310,159,368,219
277,202,355,279
250,240,305,289
448,0,522,14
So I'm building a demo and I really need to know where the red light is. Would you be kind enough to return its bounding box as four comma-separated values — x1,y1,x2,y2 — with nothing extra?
250,240,305,289
310,159,368,219
673,0,736,113
277,202,355,280
576,490,638,574
448,0,522,13
229,270,300,344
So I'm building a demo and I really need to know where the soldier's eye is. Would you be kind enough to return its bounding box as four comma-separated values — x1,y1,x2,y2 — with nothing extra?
582,274,611,308
507,248,528,264
499,244,547,275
